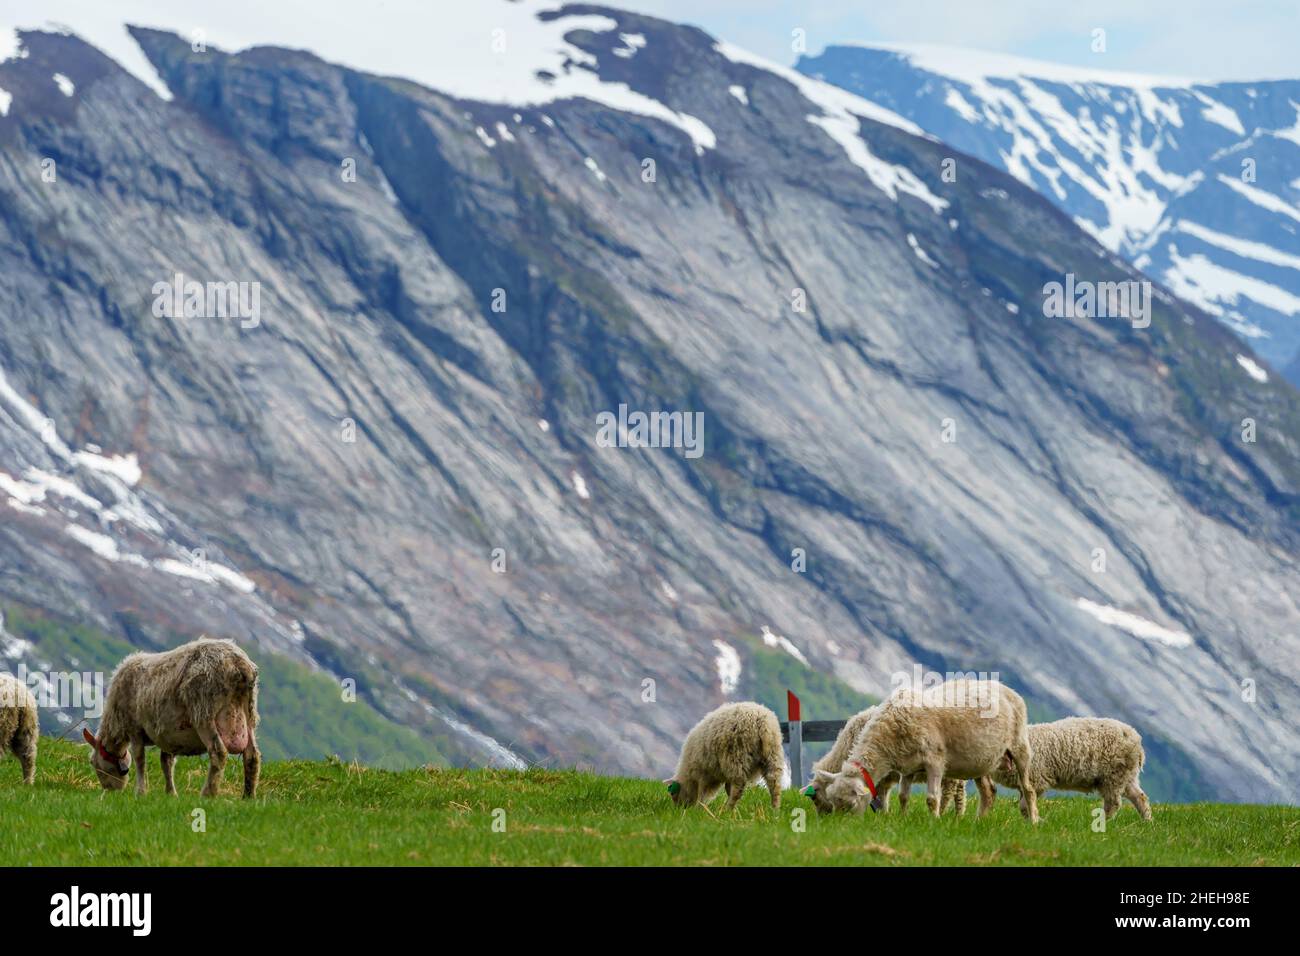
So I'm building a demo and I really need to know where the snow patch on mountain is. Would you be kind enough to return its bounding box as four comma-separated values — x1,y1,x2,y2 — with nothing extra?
716,41,947,214
760,625,808,665
713,639,741,695
1237,354,1270,382
1074,598,1192,648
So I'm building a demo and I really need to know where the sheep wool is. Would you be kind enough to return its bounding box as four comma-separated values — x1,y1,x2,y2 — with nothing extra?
0,673,37,784
86,637,261,798
667,701,785,810
813,678,1037,822
992,717,1152,820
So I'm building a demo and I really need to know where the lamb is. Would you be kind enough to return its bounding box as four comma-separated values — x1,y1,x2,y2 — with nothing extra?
991,717,1151,821
0,673,37,784
665,701,785,811
809,678,1037,822
84,637,261,798
804,705,967,815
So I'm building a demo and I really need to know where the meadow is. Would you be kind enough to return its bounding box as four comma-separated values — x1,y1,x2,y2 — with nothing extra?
1,737,1294,866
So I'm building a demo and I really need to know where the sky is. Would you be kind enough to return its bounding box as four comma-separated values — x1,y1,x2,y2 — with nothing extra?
623,0,1300,82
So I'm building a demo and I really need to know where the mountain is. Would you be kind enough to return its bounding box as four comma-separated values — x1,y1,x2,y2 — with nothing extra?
797,43,1300,386
1,2,1297,801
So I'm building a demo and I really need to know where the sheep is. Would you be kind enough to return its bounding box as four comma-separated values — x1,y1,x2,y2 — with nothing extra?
810,678,1038,822
804,705,967,815
84,637,261,798
0,673,37,784
665,701,785,811
991,717,1152,821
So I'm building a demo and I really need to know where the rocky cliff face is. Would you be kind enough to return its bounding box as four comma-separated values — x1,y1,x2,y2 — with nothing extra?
799,43,1300,385
1,3,1297,800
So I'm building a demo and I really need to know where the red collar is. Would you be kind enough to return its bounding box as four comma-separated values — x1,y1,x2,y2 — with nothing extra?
851,762,884,812
850,761,877,798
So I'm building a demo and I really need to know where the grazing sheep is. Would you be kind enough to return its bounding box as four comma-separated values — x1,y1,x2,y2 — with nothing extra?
665,701,785,811
0,673,37,784
811,679,1038,822
991,717,1152,821
84,637,260,798
804,705,967,815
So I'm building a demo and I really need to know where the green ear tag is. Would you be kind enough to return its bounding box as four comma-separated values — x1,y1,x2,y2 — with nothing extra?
667,781,681,795
802,785,816,796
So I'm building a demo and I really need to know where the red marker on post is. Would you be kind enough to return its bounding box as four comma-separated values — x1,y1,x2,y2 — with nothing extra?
787,690,802,791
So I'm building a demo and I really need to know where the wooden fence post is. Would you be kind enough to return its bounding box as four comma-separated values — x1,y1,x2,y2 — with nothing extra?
787,689,802,790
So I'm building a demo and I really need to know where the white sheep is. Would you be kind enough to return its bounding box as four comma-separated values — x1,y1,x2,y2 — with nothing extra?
665,701,785,810
804,705,967,815
991,717,1152,820
809,679,1036,822
0,673,37,784
84,637,261,797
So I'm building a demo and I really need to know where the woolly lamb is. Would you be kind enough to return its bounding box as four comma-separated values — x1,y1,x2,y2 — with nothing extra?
85,637,261,798
811,679,1037,822
0,673,37,784
991,717,1151,820
804,705,967,815
666,701,785,810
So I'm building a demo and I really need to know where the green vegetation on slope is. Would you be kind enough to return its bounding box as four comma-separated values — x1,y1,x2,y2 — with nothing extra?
1,604,446,770
0,738,1293,866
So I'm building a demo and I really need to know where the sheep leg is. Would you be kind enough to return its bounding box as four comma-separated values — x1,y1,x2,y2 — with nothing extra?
17,741,35,785
242,730,261,799
877,771,899,813
1125,780,1152,821
763,768,782,810
947,779,967,816
1101,788,1122,820
160,752,178,796
1010,746,1038,823
925,765,944,818
896,775,911,814
974,776,995,817
131,740,147,795
196,725,228,797
724,781,745,811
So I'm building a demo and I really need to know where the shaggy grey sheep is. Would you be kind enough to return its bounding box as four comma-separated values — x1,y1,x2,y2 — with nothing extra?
85,637,260,798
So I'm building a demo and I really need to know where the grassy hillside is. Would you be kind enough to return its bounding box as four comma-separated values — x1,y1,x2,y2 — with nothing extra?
1,604,449,769
0,738,1293,866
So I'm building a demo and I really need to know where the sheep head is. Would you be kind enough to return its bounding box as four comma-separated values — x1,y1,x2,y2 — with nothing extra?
664,777,688,805
817,762,883,815
84,728,130,790
802,771,838,815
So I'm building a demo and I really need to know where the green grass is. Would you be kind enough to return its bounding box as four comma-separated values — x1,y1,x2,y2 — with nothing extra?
1,738,1294,866
2,603,449,769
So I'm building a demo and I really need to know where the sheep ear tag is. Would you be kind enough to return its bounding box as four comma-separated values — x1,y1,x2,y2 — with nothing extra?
666,781,681,795
801,785,816,797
